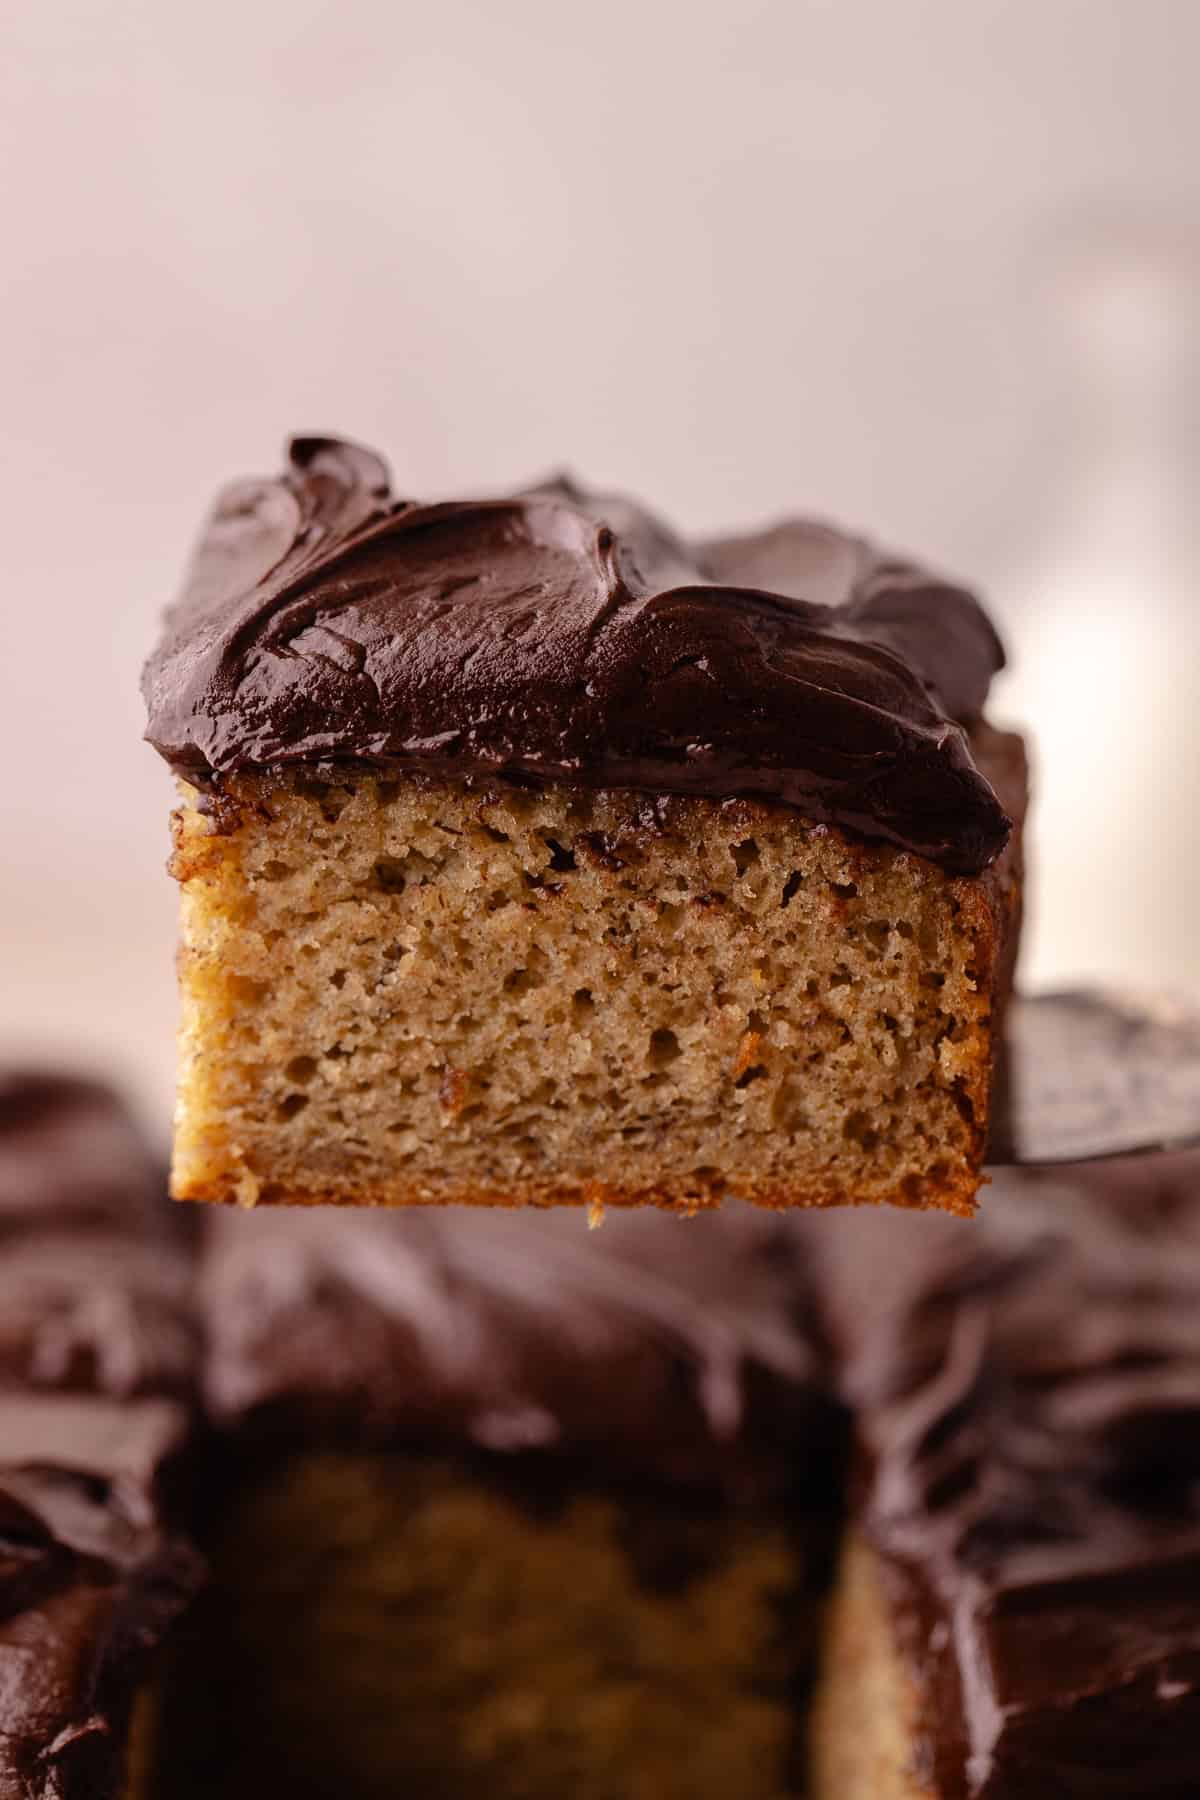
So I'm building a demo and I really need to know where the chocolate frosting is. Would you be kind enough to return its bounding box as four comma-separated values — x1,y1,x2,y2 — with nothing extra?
0,1071,203,1799
143,436,1011,874
807,1153,1200,1797
201,1203,834,1500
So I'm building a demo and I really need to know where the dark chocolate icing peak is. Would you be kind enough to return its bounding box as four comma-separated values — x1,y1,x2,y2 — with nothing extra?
143,436,1011,874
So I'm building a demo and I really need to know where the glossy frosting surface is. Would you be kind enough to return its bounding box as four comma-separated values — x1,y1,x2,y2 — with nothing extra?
811,1153,1200,1798
201,1202,833,1500
143,437,1011,873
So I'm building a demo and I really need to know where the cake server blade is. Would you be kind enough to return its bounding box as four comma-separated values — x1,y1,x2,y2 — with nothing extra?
988,988,1200,1166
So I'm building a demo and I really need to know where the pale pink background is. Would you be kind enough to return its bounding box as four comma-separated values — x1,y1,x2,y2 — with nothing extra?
2,1,1198,1120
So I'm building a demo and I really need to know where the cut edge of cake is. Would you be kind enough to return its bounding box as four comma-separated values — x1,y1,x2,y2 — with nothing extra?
167,728,1023,1215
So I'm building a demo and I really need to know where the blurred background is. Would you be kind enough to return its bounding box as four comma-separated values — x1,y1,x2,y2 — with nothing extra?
2,0,1198,1123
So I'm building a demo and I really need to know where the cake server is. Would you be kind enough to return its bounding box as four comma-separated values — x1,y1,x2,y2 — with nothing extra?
989,988,1200,1165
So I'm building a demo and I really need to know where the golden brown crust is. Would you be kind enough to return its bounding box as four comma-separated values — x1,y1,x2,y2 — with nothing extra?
174,1168,985,1217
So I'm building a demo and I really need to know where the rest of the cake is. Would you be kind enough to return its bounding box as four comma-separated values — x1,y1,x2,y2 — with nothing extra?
10,1059,1200,1795
806,1152,1200,1798
143,437,1025,1213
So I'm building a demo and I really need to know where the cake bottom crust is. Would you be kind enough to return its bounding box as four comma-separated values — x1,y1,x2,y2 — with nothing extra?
177,1168,988,1215
808,1532,932,1800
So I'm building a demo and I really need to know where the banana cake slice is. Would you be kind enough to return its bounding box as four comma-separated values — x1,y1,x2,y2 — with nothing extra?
142,437,1025,1212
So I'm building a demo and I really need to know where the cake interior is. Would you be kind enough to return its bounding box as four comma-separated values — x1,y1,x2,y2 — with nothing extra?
150,1449,826,1800
171,764,1017,1213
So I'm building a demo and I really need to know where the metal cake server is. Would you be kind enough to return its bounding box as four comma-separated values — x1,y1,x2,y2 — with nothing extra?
989,988,1200,1167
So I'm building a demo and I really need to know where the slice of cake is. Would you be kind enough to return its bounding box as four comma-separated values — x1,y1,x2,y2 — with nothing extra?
143,436,1025,1212
807,1152,1200,1798
160,1202,843,1800
0,1072,203,1800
